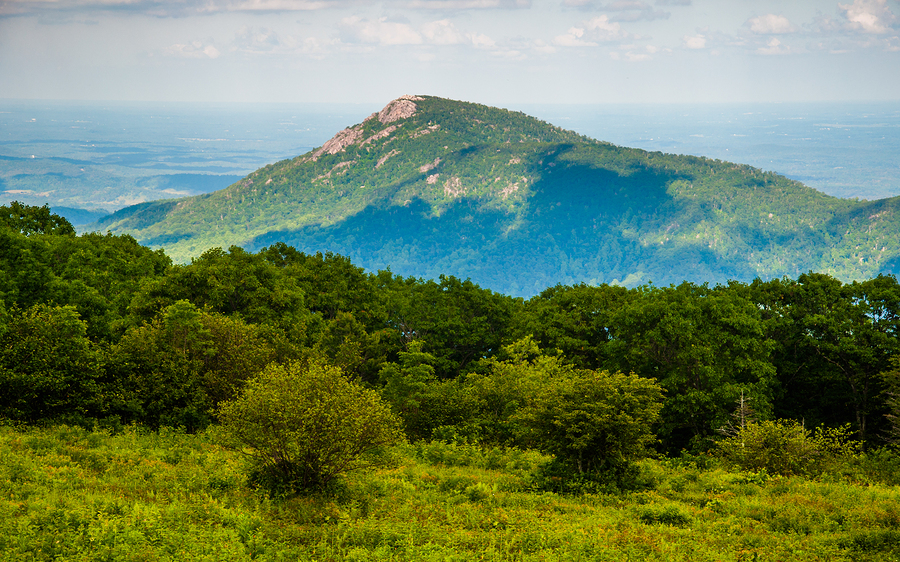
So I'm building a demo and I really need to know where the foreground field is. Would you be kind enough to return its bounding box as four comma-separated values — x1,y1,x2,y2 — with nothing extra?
2,425,900,561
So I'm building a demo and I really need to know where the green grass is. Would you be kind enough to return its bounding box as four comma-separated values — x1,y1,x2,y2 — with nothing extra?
2,425,900,561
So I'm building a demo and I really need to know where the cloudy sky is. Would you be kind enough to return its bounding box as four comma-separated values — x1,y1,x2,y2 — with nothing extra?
0,0,898,104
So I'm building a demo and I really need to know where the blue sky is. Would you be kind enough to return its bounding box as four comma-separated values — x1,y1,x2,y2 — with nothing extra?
0,0,898,104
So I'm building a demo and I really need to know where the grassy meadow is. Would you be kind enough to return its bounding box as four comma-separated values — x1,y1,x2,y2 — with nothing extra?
3,424,900,561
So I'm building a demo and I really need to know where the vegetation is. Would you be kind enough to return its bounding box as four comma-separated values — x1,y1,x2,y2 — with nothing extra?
90,95,900,294
4,426,900,561
717,420,861,477
218,361,404,494
5,201,900,557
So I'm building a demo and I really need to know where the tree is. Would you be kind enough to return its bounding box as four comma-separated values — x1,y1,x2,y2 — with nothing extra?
757,273,900,445
607,282,776,452
520,283,632,370
127,246,309,331
111,300,280,429
519,369,663,472
0,201,75,236
462,336,576,446
378,340,440,439
376,273,521,379
218,360,405,494
517,368,664,492
0,304,103,423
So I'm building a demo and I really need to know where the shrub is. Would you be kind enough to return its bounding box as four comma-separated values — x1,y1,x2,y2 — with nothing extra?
716,419,860,476
517,369,664,492
218,360,404,495
638,505,691,527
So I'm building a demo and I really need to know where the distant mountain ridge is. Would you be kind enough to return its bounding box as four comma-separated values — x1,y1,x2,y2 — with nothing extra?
92,95,900,295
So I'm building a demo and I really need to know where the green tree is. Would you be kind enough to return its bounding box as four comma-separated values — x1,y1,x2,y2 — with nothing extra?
218,360,404,494
755,273,900,445
520,283,633,370
378,340,439,439
517,368,664,490
608,282,776,452
112,300,215,429
0,304,103,423
127,246,309,332
0,229,54,310
111,300,279,429
0,225,171,342
0,201,75,236
377,272,521,379
462,336,576,446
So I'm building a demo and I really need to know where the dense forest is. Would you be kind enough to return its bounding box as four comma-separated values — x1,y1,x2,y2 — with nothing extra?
6,201,900,559
5,201,900,451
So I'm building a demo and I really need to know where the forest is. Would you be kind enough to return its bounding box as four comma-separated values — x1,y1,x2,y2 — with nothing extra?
93,95,900,294
4,201,900,560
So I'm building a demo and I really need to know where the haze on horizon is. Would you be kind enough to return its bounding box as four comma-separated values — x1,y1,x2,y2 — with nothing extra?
0,0,898,106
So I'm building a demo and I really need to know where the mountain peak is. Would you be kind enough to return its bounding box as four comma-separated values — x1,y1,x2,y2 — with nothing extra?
308,95,426,161
373,95,424,124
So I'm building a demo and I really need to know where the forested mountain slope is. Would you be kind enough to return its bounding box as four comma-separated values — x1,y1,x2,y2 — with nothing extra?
92,95,900,295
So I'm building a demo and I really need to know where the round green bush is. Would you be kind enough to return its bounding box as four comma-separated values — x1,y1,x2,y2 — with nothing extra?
218,360,404,494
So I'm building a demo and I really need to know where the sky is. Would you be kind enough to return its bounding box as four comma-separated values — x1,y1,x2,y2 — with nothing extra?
0,0,898,105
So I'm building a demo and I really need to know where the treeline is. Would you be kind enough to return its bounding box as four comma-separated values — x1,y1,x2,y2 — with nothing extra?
2,202,899,456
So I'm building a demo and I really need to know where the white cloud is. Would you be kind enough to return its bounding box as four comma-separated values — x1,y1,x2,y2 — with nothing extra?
491,48,524,58
0,0,345,17
553,15,630,46
421,19,465,44
806,0,899,53
335,16,496,50
339,16,423,45
747,14,795,34
232,26,283,52
418,19,495,47
164,40,221,58
561,0,671,21
553,26,599,47
468,32,496,48
756,36,788,55
213,0,335,12
223,26,334,57
406,0,530,9
683,33,705,49
532,39,556,54
614,43,665,61
839,0,897,34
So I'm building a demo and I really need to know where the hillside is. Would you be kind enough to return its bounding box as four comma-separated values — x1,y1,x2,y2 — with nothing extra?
93,95,900,295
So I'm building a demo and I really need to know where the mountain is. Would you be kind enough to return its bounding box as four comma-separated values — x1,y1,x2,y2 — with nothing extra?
92,95,900,295
51,206,110,226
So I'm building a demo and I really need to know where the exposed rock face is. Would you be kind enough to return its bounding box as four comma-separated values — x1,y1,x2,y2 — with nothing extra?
362,125,399,146
376,150,400,169
443,176,465,198
309,96,423,161
310,127,365,160
419,158,441,174
377,95,423,124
